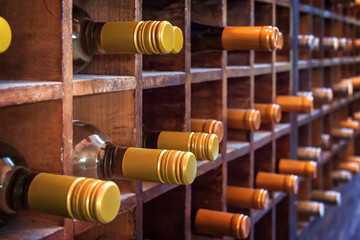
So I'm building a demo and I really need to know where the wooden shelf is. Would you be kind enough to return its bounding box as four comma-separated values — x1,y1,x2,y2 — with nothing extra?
0,81,63,107
1,0,360,239
73,75,136,96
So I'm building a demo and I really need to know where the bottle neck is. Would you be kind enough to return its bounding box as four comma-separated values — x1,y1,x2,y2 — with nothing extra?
142,126,161,148
81,20,106,56
5,167,38,212
100,143,128,180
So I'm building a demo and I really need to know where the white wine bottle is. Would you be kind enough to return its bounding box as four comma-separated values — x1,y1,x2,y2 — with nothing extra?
73,121,197,185
0,141,121,226
73,4,183,72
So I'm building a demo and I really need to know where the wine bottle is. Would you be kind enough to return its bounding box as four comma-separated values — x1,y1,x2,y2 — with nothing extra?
278,32,284,50
333,81,353,97
194,209,250,239
278,159,317,178
354,111,360,121
348,77,360,89
191,22,281,52
0,141,121,225
73,121,197,185
191,118,224,142
73,4,183,73
0,16,11,54
256,172,299,194
227,109,261,130
321,134,332,150
227,186,269,210
311,190,341,206
322,37,339,51
338,38,352,51
340,118,360,130
355,38,360,48
332,170,352,184
331,127,354,139
348,156,360,165
338,162,359,174
142,126,219,161
297,89,333,105
275,95,314,113
297,146,322,162
298,34,320,51
254,103,282,123
297,201,325,218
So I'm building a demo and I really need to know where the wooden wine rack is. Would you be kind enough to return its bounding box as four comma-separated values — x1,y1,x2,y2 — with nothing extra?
1,0,360,239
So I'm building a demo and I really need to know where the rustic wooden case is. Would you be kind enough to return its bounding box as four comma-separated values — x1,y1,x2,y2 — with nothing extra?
0,0,360,239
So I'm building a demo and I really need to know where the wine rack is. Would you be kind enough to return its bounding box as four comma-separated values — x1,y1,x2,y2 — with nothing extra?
1,0,360,239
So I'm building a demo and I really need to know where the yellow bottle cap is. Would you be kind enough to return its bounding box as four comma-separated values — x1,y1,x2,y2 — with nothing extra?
27,173,120,224
101,20,175,54
122,148,197,185
269,104,282,123
232,214,251,239
0,17,11,54
246,109,261,130
171,26,183,53
155,21,175,53
157,131,219,161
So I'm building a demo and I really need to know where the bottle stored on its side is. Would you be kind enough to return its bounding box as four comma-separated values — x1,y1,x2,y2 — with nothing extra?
275,95,314,113
256,172,299,194
297,146,322,162
322,37,339,51
311,190,341,206
297,88,333,104
227,109,261,130
194,209,250,239
73,121,197,185
278,159,317,178
73,4,183,73
348,156,360,165
354,111,360,121
338,162,359,174
191,118,224,142
332,170,352,184
297,201,325,218
0,16,11,54
298,34,320,51
340,118,360,130
227,186,269,210
321,134,332,150
0,141,121,226
142,125,219,161
338,38,352,51
331,127,354,139
333,81,353,97
191,22,281,52
254,104,282,124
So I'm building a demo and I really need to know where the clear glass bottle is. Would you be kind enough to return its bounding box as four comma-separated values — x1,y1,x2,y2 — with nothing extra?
72,4,183,73
73,121,197,185
0,141,121,226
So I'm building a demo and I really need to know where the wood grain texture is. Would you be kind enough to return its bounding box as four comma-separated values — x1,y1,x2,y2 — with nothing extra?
0,0,62,81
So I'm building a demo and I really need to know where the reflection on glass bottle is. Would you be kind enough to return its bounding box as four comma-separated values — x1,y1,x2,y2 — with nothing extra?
73,121,197,185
